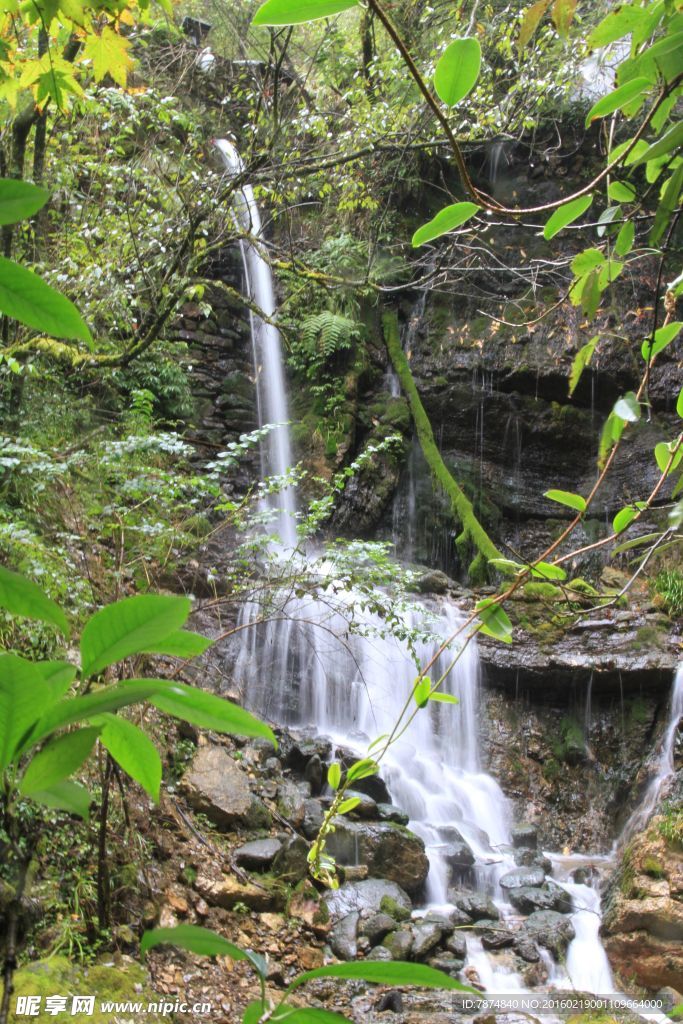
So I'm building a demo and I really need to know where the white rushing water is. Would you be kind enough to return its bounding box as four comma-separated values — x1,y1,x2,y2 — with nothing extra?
219,146,681,1000
214,138,297,548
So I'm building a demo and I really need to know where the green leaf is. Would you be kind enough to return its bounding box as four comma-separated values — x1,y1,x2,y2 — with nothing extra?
20,727,99,796
489,557,525,575
587,4,646,48
650,163,683,246
613,391,640,423
288,960,474,994
35,661,78,700
475,599,513,644
598,259,623,289
80,594,192,677
0,256,91,344
82,26,133,87
414,676,431,708
149,680,276,746
630,122,683,167
0,565,69,635
596,206,622,238
551,0,577,38
585,78,650,128
518,0,552,53
599,411,625,468
530,561,567,581
141,925,249,960
0,654,51,770
429,692,459,705
243,1002,267,1024
0,179,49,225
654,441,683,476
607,181,635,203
641,322,682,362
337,796,360,814
252,0,357,25
615,220,635,258
613,505,638,535
412,203,479,247
544,489,587,513
272,1010,349,1024
139,630,212,658
568,336,599,396
571,249,604,276
29,780,92,818
677,386,683,418
346,758,378,782
433,38,481,107
327,761,341,790
97,714,162,802
611,532,660,556
543,195,593,240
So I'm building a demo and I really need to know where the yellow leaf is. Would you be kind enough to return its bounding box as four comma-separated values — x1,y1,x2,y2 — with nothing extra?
0,74,18,109
518,0,552,53
82,25,133,87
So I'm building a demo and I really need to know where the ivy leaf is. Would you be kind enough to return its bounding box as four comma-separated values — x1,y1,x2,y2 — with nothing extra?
82,26,134,87
412,203,479,247
571,249,604,276
608,181,635,203
0,256,91,344
650,163,683,247
433,38,481,107
0,179,49,225
587,5,646,49
613,504,640,535
677,385,683,419
543,195,593,240
544,489,587,513
654,441,683,476
252,0,357,25
530,561,567,581
614,220,635,258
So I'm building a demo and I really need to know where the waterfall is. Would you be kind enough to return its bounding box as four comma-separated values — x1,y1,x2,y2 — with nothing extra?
214,138,297,548
621,663,683,843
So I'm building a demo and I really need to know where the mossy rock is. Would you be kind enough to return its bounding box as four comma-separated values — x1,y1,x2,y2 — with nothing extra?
521,581,564,602
10,956,163,1023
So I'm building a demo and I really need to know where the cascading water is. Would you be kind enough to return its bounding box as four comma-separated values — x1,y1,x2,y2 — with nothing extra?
219,146,672,1001
214,138,297,548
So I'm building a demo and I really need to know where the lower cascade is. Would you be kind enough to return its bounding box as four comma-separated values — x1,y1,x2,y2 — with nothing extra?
222,137,681,1005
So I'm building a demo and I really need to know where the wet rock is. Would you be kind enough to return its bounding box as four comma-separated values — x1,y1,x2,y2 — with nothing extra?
443,831,475,871
449,890,499,921
302,798,324,839
325,819,429,894
180,746,271,830
444,933,467,959
304,754,323,796
359,913,397,945
277,780,306,828
367,946,393,962
476,919,514,950
521,910,575,960
377,803,410,825
344,790,378,819
382,929,413,960
412,569,450,594
507,883,572,915
514,936,541,963
375,991,404,1012
499,866,546,890
511,824,538,849
330,912,359,960
288,887,331,936
428,956,466,977
323,879,412,923
233,838,282,870
411,922,444,960
514,849,553,872
272,837,309,883
283,734,332,771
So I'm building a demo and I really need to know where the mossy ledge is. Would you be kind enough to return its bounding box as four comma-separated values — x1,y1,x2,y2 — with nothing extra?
383,310,501,579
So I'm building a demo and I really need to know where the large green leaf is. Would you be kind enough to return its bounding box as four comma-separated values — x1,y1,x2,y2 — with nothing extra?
475,599,513,644
641,322,682,362
412,202,479,247
96,714,162,802
650,163,683,246
29,780,92,819
252,0,357,25
140,630,211,658
0,256,91,343
585,77,650,127
288,960,474,993
587,4,646,48
630,122,683,167
0,179,49,225
80,594,192,677
433,38,481,107
530,561,567,581
544,489,587,513
150,681,276,746
568,337,598,397
34,661,78,700
141,925,249,960
0,654,51,770
19,727,99,796
0,565,69,635
272,1010,348,1023
518,0,552,52
543,195,593,240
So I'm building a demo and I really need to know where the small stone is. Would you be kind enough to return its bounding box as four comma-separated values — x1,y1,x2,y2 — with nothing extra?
359,913,397,945
428,956,465,977
511,824,538,850
444,933,467,959
377,803,410,825
302,799,324,839
411,922,444,960
476,919,514,950
234,838,283,871
508,883,572,915
367,946,393,962
330,912,359,960
500,866,546,890
304,754,323,795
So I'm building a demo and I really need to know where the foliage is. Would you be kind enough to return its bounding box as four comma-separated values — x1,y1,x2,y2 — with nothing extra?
653,569,683,619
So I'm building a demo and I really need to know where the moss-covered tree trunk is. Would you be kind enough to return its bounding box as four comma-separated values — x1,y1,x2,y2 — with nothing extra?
383,310,502,580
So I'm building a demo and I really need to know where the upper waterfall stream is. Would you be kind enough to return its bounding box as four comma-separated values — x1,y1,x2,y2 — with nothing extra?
217,139,680,1006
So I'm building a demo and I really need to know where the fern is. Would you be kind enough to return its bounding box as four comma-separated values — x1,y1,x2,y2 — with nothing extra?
292,311,360,380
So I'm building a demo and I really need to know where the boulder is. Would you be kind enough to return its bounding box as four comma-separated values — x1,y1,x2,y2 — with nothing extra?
382,928,413,960
443,832,475,871
329,912,359,960
428,956,466,977
444,933,467,959
367,945,393,961
325,819,429,894
302,799,324,839
500,866,546,890
411,921,444,960
511,824,538,849
514,937,541,963
359,913,397,946
507,883,572,915
195,869,281,912
234,838,282,871
180,746,270,830
476,919,514,950
521,910,575,960
448,890,499,921
277,780,306,828
272,837,309,883
323,879,412,923
377,803,410,825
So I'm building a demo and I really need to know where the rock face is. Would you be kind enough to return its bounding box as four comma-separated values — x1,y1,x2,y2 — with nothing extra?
325,819,429,895
602,819,683,991
180,745,270,830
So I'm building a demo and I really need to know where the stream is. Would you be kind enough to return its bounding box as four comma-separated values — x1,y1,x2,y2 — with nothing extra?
215,138,681,1006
